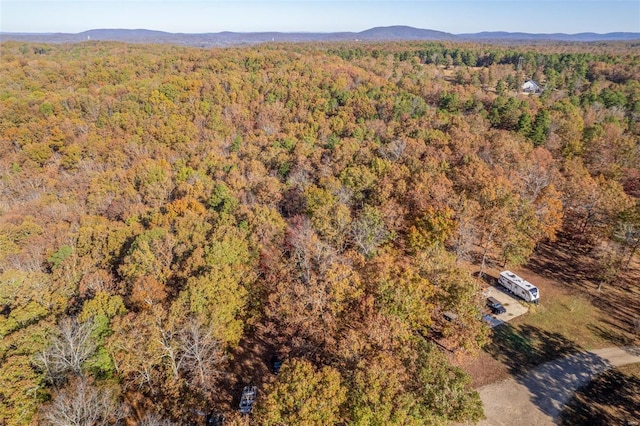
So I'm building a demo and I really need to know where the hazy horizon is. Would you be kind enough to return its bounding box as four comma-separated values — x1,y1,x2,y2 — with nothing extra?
3,25,640,36
2,0,639,35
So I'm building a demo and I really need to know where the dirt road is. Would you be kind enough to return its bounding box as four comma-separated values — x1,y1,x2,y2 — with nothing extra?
463,347,640,426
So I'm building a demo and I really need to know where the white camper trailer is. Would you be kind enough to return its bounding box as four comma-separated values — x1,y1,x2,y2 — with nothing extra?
498,271,540,304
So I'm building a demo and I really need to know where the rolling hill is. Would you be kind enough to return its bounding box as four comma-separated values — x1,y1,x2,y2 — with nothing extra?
1,26,638,45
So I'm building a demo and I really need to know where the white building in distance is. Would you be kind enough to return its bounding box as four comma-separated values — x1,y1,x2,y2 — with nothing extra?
522,80,541,93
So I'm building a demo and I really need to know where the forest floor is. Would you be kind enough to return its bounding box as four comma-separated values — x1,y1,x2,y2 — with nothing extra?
224,320,280,412
455,231,640,423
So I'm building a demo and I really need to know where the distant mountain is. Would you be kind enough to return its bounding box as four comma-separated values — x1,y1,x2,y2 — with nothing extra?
1,26,638,45
459,31,640,42
79,29,174,41
356,26,457,41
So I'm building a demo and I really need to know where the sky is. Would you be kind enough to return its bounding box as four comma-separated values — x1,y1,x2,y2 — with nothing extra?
1,0,639,34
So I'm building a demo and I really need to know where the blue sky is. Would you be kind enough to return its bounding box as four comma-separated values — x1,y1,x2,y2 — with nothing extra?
1,0,639,34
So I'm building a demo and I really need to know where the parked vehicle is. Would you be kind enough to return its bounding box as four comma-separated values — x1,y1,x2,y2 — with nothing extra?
443,311,458,322
239,386,257,414
207,413,225,426
498,271,540,304
486,296,506,314
269,354,283,375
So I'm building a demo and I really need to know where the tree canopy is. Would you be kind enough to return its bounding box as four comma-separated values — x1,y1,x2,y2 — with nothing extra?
0,39,638,424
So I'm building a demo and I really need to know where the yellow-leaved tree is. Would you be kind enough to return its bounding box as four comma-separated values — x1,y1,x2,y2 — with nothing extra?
255,358,347,426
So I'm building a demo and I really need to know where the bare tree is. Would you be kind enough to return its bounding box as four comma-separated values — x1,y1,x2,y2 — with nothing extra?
614,220,640,267
351,206,388,258
286,217,315,284
40,377,125,426
450,201,479,264
157,320,181,381
594,240,625,291
379,139,406,162
152,314,226,392
34,318,97,383
177,318,226,391
138,412,176,426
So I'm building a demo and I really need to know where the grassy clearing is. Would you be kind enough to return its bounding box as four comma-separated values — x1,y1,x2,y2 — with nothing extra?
483,276,639,375
464,241,640,423
484,265,638,370
618,362,640,377
485,270,640,423
508,290,614,350
460,248,639,386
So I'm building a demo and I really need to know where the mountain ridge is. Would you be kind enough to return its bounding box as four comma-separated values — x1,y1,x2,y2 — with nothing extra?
1,26,639,45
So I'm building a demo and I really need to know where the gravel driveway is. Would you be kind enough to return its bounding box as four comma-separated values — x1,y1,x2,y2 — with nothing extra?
483,285,530,326
458,347,640,426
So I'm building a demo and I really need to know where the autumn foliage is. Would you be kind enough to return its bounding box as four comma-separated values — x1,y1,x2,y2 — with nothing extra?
0,40,638,424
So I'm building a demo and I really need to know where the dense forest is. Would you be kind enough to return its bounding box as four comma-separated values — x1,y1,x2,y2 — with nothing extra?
0,40,639,425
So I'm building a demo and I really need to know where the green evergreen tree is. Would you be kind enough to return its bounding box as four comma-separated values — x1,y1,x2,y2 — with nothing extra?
530,110,551,146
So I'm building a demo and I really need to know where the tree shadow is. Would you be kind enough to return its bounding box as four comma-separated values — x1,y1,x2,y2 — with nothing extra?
472,270,498,287
588,322,635,347
486,323,579,372
527,231,640,346
223,322,276,415
485,323,620,419
560,366,640,425
589,289,640,342
526,233,593,290
487,323,640,421
518,350,612,419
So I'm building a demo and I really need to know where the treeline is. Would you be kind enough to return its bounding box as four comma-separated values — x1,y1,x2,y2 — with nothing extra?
0,40,638,424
